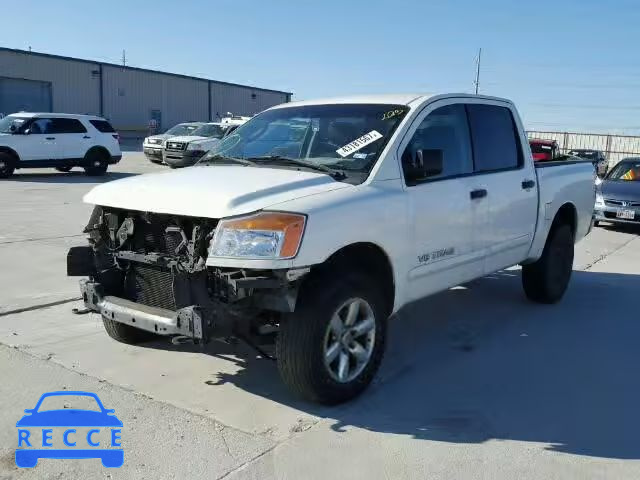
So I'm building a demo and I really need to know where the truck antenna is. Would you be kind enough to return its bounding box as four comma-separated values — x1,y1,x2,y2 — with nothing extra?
474,48,482,95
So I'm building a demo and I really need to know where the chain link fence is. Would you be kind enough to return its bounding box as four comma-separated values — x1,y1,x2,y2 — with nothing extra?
526,131,640,167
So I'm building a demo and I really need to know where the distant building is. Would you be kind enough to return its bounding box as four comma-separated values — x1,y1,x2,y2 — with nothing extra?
0,47,292,138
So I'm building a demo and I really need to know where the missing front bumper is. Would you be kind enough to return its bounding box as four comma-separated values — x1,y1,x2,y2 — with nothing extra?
80,279,208,342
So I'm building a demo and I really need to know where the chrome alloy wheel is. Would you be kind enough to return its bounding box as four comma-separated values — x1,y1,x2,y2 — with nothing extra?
323,297,376,383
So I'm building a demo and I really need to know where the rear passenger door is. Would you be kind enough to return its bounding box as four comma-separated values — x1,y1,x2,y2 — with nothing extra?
50,118,90,160
465,102,538,274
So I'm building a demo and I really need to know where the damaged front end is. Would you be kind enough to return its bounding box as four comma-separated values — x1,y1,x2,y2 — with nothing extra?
67,206,306,345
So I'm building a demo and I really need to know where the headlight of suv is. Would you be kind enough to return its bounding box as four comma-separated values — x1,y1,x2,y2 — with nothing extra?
595,192,605,208
187,142,203,151
209,212,306,259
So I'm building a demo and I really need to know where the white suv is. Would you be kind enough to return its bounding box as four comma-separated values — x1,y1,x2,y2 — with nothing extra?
0,113,121,178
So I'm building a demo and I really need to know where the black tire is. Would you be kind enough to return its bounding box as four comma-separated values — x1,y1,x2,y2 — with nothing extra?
276,271,387,404
0,152,16,178
594,220,600,227
102,317,156,344
522,224,574,304
55,166,73,173
84,149,108,176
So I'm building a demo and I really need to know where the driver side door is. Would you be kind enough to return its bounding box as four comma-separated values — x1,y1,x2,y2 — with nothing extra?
19,118,60,162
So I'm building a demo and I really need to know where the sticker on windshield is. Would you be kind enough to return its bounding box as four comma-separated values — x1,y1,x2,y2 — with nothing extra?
336,130,383,158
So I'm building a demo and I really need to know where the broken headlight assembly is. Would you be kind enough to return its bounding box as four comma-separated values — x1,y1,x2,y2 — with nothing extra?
208,212,306,259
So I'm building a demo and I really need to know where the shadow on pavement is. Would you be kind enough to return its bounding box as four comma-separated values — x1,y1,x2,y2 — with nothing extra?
142,268,640,460
6,171,137,184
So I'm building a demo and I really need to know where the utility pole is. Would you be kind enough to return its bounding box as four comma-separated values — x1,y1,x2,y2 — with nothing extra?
121,49,127,67
474,48,482,95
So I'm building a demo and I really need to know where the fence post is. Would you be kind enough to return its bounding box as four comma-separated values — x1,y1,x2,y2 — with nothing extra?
562,132,569,152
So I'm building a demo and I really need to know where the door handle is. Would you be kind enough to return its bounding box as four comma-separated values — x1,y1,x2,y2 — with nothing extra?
470,188,487,200
45,137,55,140
83,135,91,139
522,179,536,189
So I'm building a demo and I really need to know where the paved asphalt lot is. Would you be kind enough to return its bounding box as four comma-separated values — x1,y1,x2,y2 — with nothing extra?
1,154,640,479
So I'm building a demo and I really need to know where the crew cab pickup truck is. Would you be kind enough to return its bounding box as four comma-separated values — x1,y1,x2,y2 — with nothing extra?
163,122,245,168
67,94,595,404
143,122,204,164
0,113,121,178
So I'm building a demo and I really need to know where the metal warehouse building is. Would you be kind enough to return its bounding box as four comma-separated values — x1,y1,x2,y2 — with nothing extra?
0,47,292,138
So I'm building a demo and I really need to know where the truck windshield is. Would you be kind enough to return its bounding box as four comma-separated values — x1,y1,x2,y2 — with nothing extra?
191,124,226,138
198,104,409,179
0,115,29,133
607,161,640,181
165,123,202,136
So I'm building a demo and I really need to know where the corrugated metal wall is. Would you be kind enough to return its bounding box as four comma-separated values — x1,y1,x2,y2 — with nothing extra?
0,50,100,115
102,65,209,133
0,49,291,136
210,83,288,120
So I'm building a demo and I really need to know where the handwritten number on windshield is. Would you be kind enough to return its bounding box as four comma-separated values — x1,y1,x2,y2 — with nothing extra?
381,109,405,121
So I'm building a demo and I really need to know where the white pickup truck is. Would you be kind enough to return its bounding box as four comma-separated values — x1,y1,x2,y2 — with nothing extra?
68,93,595,404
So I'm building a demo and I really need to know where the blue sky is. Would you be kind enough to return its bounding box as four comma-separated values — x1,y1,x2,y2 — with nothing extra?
3,0,639,133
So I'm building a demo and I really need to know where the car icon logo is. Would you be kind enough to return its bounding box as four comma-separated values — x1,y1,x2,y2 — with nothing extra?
622,201,629,207
15,391,123,468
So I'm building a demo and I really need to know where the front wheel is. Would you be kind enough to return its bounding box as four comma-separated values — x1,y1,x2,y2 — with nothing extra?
0,152,16,178
276,272,386,404
102,317,156,344
522,224,574,304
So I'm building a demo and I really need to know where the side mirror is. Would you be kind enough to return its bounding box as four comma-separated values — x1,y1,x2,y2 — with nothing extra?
405,149,443,184
22,128,30,135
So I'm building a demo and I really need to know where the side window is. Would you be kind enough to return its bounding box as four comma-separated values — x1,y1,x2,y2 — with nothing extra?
28,118,53,134
89,120,115,133
401,104,472,184
50,118,87,134
466,104,522,172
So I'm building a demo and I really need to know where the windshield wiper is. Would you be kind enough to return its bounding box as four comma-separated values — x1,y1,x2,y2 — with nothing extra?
199,154,257,166
245,156,347,180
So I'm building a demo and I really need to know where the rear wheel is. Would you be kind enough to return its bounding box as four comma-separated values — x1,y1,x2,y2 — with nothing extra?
55,166,73,173
522,224,574,304
84,150,108,176
277,271,387,404
0,152,16,178
102,317,156,344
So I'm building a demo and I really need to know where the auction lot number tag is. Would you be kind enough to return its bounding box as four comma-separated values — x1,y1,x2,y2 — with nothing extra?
336,130,383,158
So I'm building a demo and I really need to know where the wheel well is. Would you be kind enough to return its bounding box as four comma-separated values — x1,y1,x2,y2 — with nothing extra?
85,146,110,161
0,147,20,162
553,203,577,236
311,243,395,317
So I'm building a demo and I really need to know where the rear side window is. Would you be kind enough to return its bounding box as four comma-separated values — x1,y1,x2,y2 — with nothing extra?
50,118,87,134
466,104,522,172
90,119,116,133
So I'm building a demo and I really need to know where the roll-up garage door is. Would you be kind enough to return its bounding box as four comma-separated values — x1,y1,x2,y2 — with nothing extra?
0,77,52,116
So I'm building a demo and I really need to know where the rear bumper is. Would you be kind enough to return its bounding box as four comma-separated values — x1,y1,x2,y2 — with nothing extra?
109,154,122,165
80,279,206,340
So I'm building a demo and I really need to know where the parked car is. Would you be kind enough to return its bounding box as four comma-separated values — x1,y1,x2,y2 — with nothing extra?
529,138,560,162
68,93,594,404
0,113,121,178
568,149,608,177
163,122,245,168
594,157,640,226
142,122,205,164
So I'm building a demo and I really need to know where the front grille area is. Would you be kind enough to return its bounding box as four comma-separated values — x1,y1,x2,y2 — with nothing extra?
125,264,176,310
604,199,640,207
166,142,186,151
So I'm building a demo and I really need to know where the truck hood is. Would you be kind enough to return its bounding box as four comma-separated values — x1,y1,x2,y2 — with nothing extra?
168,135,208,143
84,165,352,218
